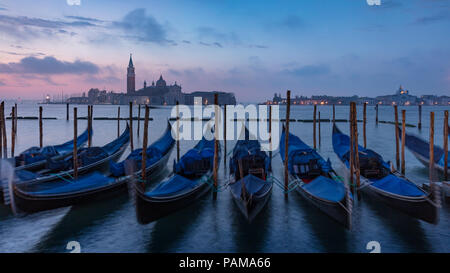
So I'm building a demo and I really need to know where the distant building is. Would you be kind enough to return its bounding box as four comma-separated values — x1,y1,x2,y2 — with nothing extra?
184,91,236,105
127,54,135,94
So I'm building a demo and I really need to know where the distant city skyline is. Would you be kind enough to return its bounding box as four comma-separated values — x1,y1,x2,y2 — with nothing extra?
0,0,449,101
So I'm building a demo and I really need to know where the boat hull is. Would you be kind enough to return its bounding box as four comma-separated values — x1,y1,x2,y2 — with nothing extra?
12,140,174,213
295,181,351,229
230,183,272,222
135,177,211,224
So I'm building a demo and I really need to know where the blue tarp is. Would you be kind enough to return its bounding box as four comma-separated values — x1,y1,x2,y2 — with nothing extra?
24,172,115,195
400,128,445,164
280,130,331,174
302,176,346,202
146,175,199,197
371,174,425,197
16,128,91,165
229,128,270,176
174,138,214,175
110,123,174,177
437,153,450,169
230,174,270,197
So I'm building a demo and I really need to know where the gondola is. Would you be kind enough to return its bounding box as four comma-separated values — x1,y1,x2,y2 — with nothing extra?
399,128,449,174
332,124,439,224
13,125,129,186
280,126,352,229
135,136,217,224
229,127,272,222
11,122,174,213
14,127,90,172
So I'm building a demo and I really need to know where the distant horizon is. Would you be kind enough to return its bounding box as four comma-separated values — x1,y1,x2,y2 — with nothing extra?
0,0,449,101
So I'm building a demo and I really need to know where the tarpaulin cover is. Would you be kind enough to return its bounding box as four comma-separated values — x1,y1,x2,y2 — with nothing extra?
15,128,90,166
146,174,199,197
302,176,346,202
45,125,128,172
371,174,425,197
110,123,174,177
280,130,332,174
22,171,115,195
399,128,444,164
174,137,214,175
437,153,450,169
229,128,269,175
230,174,270,197
332,125,390,170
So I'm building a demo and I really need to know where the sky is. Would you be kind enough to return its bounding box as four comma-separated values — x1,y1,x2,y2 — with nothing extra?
0,0,449,102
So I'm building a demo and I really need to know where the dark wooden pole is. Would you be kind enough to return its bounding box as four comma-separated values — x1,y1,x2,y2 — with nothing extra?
284,90,291,198
429,112,434,184
213,93,219,200
394,105,400,170
444,110,448,181
39,106,43,148
142,105,149,181
11,106,15,157
176,101,180,162
14,103,17,137
129,102,133,151
363,102,367,148
352,102,361,200
0,102,6,158
318,111,321,147
313,104,317,149
66,103,69,121
137,104,141,136
0,103,3,158
117,107,120,138
73,107,78,180
349,103,354,195
269,105,272,159
401,110,406,175
375,103,379,124
224,104,227,165
87,105,92,148
418,104,422,129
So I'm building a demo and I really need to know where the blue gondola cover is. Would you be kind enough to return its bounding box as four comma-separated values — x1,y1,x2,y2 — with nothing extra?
302,176,346,202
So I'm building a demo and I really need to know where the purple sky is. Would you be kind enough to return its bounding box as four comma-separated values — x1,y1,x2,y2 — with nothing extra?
0,0,449,102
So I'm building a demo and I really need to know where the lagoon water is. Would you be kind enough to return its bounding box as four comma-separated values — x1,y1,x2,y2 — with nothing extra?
0,101,449,253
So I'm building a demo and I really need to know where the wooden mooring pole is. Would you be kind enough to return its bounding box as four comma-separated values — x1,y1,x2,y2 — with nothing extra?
129,102,134,151
0,102,6,158
429,112,435,185
14,103,17,136
352,102,361,200
11,106,15,157
137,104,141,137
142,105,149,181
39,106,43,148
269,105,272,159
318,111,321,147
213,93,219,200
313,104,317,149
444,110,448,181
117,107,120,138
0,103,3,158
66,103,69,121
401,110,406,175
394,105,400,170
87,105,92,148
375,104,379,124
176,101,180,162
418,105,422,130
73,107,78,180
224,104,227,166
349,103,354,195
363,102,367,148
284,90,291,199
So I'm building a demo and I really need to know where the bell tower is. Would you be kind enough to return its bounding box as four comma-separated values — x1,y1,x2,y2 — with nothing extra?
127,54,135,94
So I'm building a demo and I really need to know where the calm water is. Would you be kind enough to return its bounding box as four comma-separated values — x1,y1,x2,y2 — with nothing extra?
0,101,449,253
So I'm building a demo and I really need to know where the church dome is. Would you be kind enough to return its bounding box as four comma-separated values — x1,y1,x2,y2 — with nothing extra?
156,75,166,87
